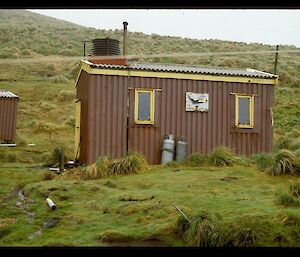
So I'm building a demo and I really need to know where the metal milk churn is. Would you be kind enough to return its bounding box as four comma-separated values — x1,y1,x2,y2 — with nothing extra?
176,137,187,162
161,134,175,164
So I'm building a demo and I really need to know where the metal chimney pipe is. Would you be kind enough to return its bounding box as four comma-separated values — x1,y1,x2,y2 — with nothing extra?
123,21,128,56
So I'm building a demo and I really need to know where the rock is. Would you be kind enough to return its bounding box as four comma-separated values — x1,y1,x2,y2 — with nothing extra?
43,218,59,229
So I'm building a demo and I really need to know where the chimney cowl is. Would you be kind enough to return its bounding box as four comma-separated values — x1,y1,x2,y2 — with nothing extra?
87,37,127,66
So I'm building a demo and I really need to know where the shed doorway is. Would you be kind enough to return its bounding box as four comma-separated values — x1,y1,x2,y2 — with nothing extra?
75,100,81,159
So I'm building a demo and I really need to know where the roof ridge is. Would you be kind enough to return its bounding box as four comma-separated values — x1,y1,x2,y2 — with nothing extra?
130,62,257,71
85,60,277,78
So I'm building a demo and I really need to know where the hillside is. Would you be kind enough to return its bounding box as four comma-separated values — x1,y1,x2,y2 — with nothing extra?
0,9,299,160
0,9,299,86
1,9,300,86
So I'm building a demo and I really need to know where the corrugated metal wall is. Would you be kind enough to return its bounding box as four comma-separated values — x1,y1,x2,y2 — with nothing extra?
76,71,128,164
0,97,18,142
77,72,274,164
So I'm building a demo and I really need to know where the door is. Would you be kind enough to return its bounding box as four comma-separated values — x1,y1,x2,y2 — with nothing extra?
75,100,81,160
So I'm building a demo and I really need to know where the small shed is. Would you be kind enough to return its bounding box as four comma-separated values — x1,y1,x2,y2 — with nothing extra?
74,58,278,165
0,90,19,142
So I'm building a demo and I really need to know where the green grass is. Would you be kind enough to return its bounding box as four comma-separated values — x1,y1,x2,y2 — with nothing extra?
1,163,300,246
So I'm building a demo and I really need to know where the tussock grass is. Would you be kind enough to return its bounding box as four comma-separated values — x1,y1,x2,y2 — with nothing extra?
222,226,257,247
185,211,220,247
109,152,147,176
267,149,298,176
177,210,258,247
254,150,300,176
176,216,191,236
85,164,99,180
84,152,148,180
208,146,236,167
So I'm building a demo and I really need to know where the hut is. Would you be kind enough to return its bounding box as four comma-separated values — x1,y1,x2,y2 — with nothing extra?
74,25,278,165
75,60,278,165
0,90,19,142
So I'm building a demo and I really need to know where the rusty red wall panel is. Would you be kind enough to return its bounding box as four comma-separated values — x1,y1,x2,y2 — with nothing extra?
0,97,18,142
126,77,274,164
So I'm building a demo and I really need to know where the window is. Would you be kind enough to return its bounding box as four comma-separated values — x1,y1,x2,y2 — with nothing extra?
235,94,254,128
134,89,155,124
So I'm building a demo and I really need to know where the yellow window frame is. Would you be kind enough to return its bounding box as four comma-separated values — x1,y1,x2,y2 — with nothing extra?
235,94,254,128
134,89,155,125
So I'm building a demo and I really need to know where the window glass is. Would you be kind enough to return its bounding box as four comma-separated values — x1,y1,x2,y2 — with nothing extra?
238,97,250,125
134,89,155,124
235,94,254,128
138,92,151,121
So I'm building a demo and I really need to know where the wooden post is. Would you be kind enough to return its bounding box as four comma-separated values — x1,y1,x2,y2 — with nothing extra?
274,45,279,74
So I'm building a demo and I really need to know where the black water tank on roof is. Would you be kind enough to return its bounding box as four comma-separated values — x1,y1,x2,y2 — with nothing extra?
92,38,120,56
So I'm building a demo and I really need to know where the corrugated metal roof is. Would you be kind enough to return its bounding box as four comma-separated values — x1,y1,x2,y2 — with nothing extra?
89,62,277,79
0,90,19,98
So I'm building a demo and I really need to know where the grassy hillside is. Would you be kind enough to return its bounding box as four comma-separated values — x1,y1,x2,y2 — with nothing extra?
0,9,299,157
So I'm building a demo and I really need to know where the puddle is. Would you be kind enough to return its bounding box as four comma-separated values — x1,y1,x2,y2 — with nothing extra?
28,218,59,240
15,190,36,223
28,229,43,240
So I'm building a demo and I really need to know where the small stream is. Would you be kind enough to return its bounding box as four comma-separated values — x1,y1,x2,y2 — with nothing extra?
15,190,59,240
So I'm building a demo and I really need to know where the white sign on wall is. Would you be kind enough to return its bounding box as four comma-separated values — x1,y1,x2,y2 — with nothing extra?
185,92,209,112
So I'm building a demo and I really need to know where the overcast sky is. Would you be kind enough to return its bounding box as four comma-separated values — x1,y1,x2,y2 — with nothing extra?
28,9,300,47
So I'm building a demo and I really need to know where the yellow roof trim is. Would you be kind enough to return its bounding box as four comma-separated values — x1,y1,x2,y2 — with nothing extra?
75,60,278,86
